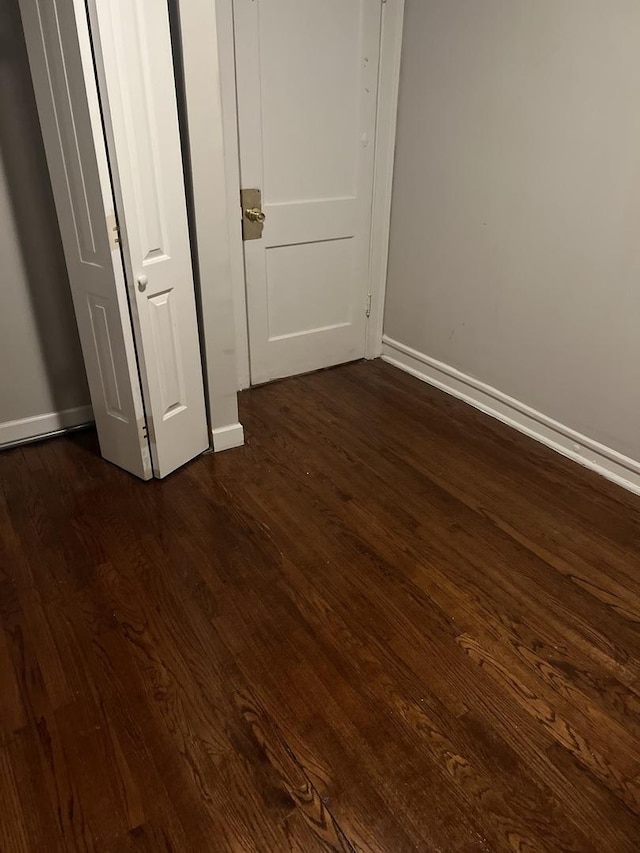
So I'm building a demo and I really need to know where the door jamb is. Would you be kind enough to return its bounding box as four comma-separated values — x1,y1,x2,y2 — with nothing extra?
216,0,251,389
172,0,245,448
218,0,405,389
366,0,405,359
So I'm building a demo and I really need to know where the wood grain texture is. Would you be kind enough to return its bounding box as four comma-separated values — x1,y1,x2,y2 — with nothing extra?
1,359,640,851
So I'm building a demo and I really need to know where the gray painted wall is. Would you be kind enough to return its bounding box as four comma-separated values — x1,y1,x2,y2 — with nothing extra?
385,0,640,461
0,0,89,437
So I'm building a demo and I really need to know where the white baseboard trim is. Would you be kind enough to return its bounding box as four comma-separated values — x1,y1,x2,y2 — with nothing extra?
212,422,245,452
0,404,94,449
381,336,640,498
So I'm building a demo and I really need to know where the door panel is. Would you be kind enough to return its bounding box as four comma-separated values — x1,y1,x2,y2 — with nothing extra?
19,0,152,480
235,0,382,384
147,291,187,418
260,3,362,203
265,240,355,339
87,0,209,477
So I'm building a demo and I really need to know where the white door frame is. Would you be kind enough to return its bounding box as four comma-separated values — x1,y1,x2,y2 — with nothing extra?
193,0,405,391
365,0,405,364
215,0,253,392
172,0,245,449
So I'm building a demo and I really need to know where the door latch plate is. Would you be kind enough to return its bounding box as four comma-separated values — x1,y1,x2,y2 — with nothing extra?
241,188,265,241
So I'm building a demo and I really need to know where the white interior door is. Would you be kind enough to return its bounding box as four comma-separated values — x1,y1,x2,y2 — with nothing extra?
20,0,209,479
234,0,382,385
87,0,209,477
19,0,152,480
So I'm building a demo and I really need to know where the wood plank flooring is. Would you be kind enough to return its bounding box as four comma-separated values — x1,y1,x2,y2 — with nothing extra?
2,359,640,851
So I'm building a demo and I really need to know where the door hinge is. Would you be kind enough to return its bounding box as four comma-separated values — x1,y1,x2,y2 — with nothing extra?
366,292,372,318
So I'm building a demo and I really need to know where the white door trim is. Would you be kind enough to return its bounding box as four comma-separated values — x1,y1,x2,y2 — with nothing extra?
366,0,405,359
170,0,245,443
214,0,404,389
216,0,251,391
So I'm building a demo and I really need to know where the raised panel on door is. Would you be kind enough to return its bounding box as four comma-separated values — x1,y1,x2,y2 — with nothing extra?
87,0,209,477
19,0,152,480
235,0,382,384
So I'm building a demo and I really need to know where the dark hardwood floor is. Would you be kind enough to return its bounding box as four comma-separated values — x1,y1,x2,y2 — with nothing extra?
2,360,640,851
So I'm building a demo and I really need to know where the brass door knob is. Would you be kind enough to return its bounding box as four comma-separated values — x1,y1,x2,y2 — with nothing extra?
245,207,266,223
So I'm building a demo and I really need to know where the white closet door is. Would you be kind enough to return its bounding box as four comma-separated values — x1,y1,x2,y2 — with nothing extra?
87,0,209,478
234,0,382,384
19,0,152,480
